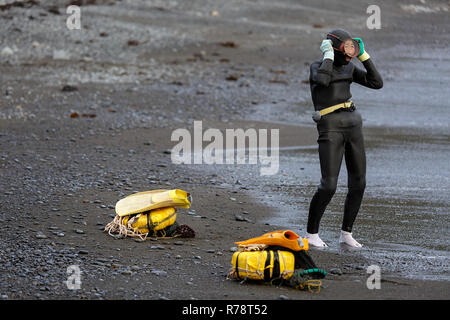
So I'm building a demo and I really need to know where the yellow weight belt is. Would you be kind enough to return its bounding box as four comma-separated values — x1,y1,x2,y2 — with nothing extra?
319,101,354,117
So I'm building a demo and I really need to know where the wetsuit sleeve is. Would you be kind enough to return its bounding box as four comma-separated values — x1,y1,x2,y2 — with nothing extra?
352,59,383,89
310,59,334,87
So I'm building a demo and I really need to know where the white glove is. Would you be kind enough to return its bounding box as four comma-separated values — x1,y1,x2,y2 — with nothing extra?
320,39,334,61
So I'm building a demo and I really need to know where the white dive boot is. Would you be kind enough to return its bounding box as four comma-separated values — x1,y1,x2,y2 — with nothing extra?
339,231,363,248
305,233,328,248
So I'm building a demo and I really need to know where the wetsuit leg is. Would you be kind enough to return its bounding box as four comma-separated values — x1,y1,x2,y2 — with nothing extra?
307,130,345,234
342,125,366,232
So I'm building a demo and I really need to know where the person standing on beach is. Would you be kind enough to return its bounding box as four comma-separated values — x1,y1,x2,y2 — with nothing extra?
306,29,383,248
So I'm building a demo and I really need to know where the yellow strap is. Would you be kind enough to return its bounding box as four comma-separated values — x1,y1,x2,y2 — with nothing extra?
319,101,353,117
296,280,322,294
358,51,370,62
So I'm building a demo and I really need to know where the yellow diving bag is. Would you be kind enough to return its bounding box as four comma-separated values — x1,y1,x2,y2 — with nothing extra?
123,207,177,234
230,250,295,281
105,207,178,240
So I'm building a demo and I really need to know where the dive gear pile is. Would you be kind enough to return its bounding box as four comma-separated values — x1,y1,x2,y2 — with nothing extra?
228,230,326,293
105,189,195,240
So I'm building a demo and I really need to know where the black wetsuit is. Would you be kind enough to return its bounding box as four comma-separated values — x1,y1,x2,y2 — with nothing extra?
307,56,383,234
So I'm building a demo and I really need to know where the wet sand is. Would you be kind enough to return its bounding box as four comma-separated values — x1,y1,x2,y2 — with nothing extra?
0,0,449,300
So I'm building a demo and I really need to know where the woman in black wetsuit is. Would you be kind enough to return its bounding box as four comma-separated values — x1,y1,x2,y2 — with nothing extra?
306,29,383,248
